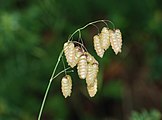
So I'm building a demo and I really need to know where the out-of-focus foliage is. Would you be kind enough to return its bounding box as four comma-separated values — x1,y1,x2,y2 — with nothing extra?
130,109,161,120
0,0,162,119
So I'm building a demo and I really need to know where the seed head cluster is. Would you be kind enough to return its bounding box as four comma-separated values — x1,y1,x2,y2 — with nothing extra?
94,27,122,57
61,26,122,98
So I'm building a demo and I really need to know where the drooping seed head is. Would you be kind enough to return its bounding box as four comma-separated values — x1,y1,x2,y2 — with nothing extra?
115,29,122,52
93,35,105,58
61,75,72,98
86,63,99,86
63,42,76,68
100,27,110,50
77,54,87,79
109,29,122,55
87,79,97,97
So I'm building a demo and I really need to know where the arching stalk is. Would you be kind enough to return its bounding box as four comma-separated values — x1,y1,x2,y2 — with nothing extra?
38,50,63,120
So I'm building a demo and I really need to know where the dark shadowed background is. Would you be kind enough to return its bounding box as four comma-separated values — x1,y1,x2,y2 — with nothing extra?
0,0,162,120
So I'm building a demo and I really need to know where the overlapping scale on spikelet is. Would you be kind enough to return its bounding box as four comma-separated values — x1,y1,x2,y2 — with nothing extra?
86,63,98,86
93,35,105,58
87,79,97,97
109,29,122,55
63,42,76,68
100,27,110,50
77,54,87,79
115,29,122,52
61,75,72,98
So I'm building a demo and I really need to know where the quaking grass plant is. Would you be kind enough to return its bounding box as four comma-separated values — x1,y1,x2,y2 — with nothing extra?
37,20,123,120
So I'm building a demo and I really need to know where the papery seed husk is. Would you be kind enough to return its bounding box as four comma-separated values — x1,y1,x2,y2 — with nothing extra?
109,30,119,55
93,35,105,58
86,63,99,86
87,79,97,97
109,29,122,55
63,42,76,68
100,27,110,50
61,75,72,98
77,54,87,79
115,29,122,52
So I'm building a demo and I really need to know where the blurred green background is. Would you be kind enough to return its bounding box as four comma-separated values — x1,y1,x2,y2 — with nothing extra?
0,0,162,120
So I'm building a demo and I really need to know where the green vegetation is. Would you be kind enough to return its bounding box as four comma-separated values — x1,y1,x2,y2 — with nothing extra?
130,109,161,120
